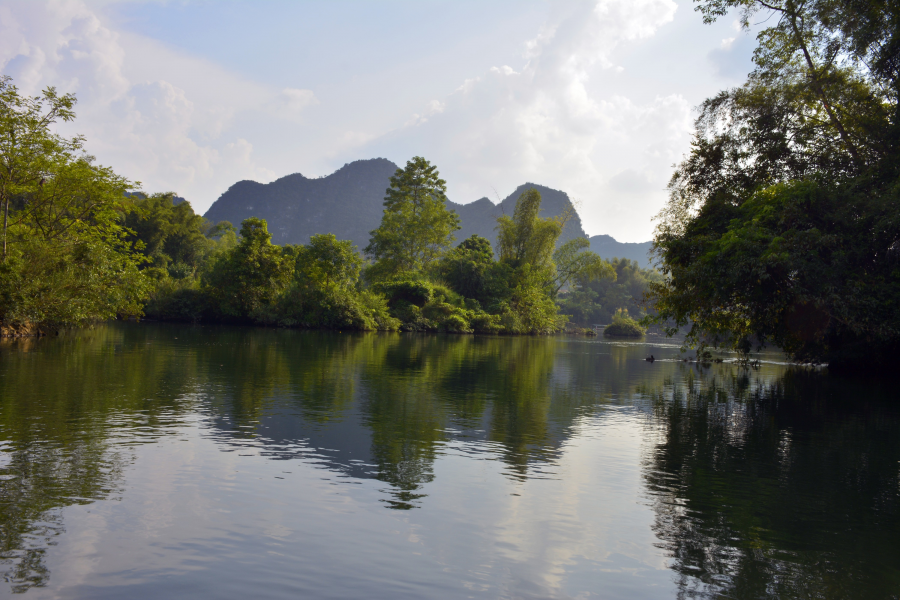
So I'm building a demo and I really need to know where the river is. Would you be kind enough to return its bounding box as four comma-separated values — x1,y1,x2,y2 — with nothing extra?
0,323,897,598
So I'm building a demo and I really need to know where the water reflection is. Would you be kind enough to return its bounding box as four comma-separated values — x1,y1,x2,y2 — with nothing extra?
0,328,195,592
0,324,897,597
640,369,900,598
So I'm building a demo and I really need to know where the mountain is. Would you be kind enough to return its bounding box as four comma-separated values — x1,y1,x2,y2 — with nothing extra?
454,183,586,249
588,235,655,269
204,158,397,249
203,158,649,263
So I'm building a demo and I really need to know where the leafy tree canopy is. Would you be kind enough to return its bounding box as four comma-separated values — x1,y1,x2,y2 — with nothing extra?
124,193,227,278
651,0,900,368
0,76,150,328
294,233,363,291
551,237,615,296
365,156,461,277
203,217,293,320
496,188,562,271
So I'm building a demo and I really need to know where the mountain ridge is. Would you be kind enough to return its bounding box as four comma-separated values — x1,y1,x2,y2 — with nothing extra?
203,158,653,268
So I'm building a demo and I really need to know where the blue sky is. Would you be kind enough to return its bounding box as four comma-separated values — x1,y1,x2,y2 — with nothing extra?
0,0,754,241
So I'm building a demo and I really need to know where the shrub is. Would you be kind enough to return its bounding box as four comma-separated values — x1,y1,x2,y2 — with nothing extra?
470,312,502,334
372,278,433,308
143,278,208,322
603,308,645,337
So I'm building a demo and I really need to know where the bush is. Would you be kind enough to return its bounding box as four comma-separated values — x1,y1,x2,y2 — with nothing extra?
143,278,208,322
372,278,433,308
442,313,471,333
603,308,645,337
274,284,398,331
470,312,502,334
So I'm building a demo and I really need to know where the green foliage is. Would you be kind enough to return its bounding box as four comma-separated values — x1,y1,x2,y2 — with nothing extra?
294,233,363,291
603,308,645,337
496,188,561,270
559,258,661,325
203,218,293,320
436,235,495,301
0,76,150,329
551,237,615,295
650,0,900,368
365,157,461,277
275,233,398,330
124,192,226,278
142,277,207,322
372,277,434,308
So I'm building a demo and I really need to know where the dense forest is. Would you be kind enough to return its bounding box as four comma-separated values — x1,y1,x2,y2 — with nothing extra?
650,0,900,370
0,76,655,336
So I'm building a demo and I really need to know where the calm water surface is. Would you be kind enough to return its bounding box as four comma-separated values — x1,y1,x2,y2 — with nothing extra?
0,323,897,599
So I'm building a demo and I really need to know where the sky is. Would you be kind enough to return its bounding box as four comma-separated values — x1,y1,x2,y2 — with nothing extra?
0,0,755,242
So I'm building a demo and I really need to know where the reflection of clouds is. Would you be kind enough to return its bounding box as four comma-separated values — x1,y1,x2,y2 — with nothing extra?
15,324,883,597
417,417,671,598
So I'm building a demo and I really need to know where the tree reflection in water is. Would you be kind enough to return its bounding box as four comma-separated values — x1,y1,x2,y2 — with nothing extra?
1,324,898,597
639,368,900,599
0,327,197,592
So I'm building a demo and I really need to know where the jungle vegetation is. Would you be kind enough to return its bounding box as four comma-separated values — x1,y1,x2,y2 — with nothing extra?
650,0,900,369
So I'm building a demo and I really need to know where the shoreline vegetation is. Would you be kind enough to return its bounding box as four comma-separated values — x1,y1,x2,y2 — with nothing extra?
602,309,646,338
0,76,657,339
646,1,900,372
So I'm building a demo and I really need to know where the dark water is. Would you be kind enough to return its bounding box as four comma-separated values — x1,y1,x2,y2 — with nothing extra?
0,324,897,599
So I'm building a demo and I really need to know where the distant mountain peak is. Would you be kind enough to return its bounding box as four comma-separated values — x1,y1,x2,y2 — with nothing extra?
203,159,650,264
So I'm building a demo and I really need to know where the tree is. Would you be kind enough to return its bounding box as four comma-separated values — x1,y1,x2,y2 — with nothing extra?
551,237,615,296
496,188,561,270
295,233,363,291
437,235,496,301
124,193,218,277
0,76,150,329
365,157,461,277
0,76,78,260
650,0,900,368
560,258,662,325
277,233,398,330
203,218,293,320
494,189,570,333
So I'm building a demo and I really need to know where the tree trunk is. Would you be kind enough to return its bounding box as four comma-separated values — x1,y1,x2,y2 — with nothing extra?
2,197,8,261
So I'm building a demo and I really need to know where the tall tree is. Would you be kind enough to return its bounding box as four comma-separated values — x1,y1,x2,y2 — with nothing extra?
365,157,460,277
0,76,77,260
496,188,561,270
203,218,293,319
650,0,900,368
0,76,150,328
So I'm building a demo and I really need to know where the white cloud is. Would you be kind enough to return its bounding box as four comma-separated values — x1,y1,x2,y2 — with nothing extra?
275,87,318,121
0,0,279,205
0,0,739,241
357,0,687,241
